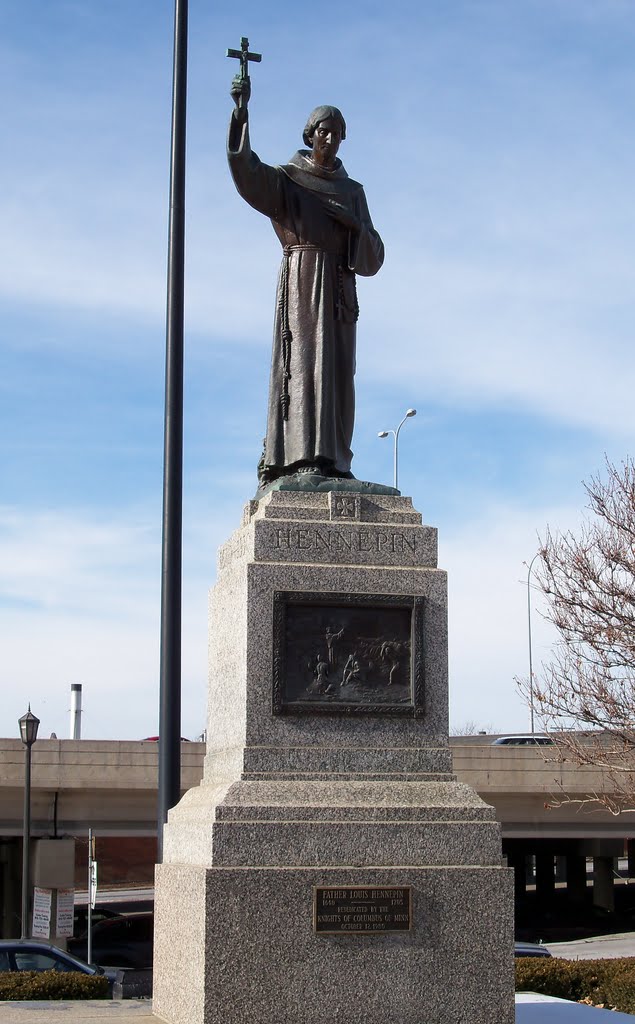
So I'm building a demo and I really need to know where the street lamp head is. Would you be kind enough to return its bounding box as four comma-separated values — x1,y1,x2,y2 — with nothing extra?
406,408,416,418
19,706,40,747
377,431,389,438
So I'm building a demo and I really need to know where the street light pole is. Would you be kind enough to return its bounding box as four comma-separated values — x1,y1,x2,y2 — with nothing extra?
526,553,540,735
378,408,417,491
158,0,188,860
19,706,40,939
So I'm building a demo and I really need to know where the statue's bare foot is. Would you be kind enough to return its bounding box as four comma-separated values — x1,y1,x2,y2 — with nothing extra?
296,464,323,475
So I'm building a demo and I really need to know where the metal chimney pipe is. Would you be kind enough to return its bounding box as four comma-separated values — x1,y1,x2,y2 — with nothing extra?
70,684,82,740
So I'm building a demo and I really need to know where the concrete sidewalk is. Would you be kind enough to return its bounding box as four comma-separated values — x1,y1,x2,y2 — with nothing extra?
2,997,635,1022
0,1001,153,1022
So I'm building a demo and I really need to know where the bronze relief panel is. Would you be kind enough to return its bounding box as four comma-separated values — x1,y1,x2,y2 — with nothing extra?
272,591,424,716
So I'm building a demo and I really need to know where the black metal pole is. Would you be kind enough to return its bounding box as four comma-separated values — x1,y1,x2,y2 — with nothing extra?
158,0,188,861
21,744,32,938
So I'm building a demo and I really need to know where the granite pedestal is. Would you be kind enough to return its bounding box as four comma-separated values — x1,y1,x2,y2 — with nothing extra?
153,491,514,1024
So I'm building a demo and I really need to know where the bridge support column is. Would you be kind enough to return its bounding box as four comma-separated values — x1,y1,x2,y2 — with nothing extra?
628,839,635,880
566,853,588,904
0,839,21,938
593,856,615,912
535,852,555,906
506,847,527,902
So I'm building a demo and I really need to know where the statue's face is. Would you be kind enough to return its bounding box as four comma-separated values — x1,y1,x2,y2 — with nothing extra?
311,117,342,169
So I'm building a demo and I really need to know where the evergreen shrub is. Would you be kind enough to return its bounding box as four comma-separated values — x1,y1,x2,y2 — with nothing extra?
0,970,108,1001
515,956,635,1013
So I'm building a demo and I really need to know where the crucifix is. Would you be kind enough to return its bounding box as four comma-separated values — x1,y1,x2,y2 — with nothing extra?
226,37,262,107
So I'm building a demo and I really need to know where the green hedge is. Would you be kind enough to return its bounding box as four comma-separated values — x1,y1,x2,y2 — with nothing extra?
0,970,109,1001
595,960,635,1016
516,957,635,1013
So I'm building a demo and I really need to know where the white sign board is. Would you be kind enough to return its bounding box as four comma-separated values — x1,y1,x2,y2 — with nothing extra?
56,888,75,937
90,861,98,909
32,886,52,939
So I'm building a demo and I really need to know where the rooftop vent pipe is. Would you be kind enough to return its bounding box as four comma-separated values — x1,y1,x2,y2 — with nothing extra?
70,684,82,740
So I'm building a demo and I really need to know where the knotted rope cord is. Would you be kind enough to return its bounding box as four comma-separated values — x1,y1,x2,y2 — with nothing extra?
279,250,292,421
336,262,359,323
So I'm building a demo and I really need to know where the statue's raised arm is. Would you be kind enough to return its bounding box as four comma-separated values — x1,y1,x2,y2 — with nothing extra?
226,41,385,495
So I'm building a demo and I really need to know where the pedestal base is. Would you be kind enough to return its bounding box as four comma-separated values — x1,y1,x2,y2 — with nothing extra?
153,493,514,1023
153,780,514,1024
154,860,514,1024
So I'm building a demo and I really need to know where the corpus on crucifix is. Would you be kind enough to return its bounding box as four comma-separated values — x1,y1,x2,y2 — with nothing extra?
226,38,384,492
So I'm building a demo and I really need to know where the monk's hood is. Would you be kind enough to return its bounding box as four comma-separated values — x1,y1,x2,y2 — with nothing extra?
280,150,362,195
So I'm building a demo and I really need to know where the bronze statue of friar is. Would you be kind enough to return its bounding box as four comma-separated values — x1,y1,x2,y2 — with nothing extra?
227,41,385,495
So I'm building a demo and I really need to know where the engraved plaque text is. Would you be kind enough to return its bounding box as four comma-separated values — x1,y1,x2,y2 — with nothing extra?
313,886,412,934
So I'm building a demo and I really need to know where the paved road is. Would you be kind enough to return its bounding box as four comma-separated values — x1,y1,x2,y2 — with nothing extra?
549,931,635,960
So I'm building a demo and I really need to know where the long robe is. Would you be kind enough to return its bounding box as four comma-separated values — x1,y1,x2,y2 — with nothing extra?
228,110,384,480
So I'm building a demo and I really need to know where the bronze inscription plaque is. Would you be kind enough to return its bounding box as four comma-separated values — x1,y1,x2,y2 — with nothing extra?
313,885,412,934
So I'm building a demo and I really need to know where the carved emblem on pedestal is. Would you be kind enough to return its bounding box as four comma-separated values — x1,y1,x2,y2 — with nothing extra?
329,493,361,521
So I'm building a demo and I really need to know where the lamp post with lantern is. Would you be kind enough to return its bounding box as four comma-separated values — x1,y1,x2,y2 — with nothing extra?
19,706,40,938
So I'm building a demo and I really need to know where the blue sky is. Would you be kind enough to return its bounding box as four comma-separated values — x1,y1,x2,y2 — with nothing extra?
2,0,634,740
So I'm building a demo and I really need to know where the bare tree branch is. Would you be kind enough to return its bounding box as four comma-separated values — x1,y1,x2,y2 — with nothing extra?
519,456,635,813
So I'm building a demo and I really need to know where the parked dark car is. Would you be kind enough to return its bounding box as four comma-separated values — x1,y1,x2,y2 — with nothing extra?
514,941,551,957
68,912,153,969
0,939,120,991
73,906,122,938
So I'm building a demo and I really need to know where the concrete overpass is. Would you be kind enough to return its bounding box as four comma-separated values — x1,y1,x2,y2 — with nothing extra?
2,737,634,840
0,738,204,838
2,737,634,933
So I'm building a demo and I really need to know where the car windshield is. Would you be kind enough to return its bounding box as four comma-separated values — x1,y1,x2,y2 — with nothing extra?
492,736,553,745
12,949,96,974
60,951,99,974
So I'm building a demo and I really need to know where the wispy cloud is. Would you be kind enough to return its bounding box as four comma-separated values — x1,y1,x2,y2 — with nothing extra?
2,1,634,442
0,493,580,739
0,502,235,740
443,498,580,732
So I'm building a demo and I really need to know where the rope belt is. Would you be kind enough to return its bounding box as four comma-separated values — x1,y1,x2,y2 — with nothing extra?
282,244,339,255
278,252,292,421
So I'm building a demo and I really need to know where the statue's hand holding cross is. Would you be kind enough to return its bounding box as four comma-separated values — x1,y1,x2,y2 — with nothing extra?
227,37,261,112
